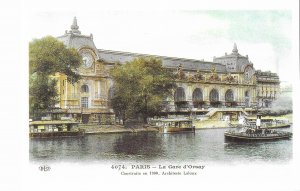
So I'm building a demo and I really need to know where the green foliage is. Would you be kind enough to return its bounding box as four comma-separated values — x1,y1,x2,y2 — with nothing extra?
29,36,82,118
29,74,58,118
29,36,81,83
110,57,175,123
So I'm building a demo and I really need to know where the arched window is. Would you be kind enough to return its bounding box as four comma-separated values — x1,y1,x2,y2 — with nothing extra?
192,88,203,102
81,85,89,93
225,89,234,102
174,87,186,102
209,89,219,102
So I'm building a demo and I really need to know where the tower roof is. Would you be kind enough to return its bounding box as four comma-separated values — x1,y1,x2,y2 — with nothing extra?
69,17,81,34
57,17,99,59
232,42,238,54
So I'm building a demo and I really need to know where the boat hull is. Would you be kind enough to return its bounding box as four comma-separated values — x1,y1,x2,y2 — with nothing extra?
30,131,85,138
159,127,195,133
266,124,291,129
224,132,292,142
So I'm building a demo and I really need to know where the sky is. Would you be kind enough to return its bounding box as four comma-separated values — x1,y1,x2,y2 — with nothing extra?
27,9,294,83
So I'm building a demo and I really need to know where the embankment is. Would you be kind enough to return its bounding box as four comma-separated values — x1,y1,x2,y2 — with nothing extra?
79,124,159,134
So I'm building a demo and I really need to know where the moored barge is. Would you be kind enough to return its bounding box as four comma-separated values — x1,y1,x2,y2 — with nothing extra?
29,120,85,138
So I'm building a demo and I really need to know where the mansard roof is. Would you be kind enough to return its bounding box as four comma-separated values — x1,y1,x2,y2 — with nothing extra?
213,43,254,73
214,43,248,59
57,17,227,73
57,33,97,51
57,17,99,59
97,49,227,73
255,70,279,77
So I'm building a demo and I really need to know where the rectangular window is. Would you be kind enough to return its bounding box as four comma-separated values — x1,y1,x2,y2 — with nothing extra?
81,97,88,108
98,81,101,95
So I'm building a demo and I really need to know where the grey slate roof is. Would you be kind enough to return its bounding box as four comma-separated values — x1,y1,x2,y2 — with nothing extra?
98,49,227,73
57,33,100,59
213,51,251,73
58,17,227,73
256,70,279,78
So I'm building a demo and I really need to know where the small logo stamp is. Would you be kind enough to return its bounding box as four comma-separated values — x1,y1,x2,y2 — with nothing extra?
39,165,51,172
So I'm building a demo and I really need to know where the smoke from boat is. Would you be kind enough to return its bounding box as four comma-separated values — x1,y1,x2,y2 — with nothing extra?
261,84,292,116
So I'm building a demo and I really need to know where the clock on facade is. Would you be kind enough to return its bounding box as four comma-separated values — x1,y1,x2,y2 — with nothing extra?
244,66,253,81
81,52,94,68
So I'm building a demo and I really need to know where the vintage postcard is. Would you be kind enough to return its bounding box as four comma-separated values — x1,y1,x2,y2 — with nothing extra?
4,0,299,191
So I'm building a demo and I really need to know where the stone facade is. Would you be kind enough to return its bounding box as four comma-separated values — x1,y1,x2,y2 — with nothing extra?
255,70,280,107
52,18,280,123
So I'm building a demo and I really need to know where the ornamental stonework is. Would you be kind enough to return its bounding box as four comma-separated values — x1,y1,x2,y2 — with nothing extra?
224,73,236,83
193,70,204,81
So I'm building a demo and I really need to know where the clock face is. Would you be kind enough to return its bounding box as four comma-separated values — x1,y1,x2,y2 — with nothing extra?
81,52,94,68
244,66,253,81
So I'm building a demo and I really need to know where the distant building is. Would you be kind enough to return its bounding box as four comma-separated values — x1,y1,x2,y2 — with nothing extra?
213,45,280,108
255,70,280,107
52,17,280,123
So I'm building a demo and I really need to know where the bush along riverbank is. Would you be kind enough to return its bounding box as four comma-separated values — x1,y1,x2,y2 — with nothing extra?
79,124,159,134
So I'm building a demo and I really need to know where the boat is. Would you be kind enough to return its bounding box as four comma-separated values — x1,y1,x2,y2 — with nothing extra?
29,120,85,138
224,114,292,141
245,116,291,129
153,118,195,133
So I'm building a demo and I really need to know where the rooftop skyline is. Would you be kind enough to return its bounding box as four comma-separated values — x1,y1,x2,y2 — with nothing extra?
28,10,293,82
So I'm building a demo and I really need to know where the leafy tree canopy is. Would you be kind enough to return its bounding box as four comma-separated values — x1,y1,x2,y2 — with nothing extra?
29,36,82,118
110,57,176,123
29,36,81,83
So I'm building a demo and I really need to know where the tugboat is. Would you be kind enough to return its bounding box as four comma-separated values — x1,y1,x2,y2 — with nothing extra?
224,114,292,141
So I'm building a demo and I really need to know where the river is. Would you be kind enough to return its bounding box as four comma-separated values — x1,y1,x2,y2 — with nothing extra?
30,127,292,164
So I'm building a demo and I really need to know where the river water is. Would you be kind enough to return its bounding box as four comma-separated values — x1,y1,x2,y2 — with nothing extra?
30,127,292,164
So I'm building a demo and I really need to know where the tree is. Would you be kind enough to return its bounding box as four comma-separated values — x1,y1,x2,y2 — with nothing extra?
29,74,58,118
29,36,82,118
110,57,175,123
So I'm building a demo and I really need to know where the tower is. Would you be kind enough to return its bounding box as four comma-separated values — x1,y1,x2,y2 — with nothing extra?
232,42,238,54
69,17,81,34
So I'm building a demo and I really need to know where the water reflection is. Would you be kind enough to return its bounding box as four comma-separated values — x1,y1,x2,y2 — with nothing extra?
224,140,292,162
113,132,164,160
30,128,292,163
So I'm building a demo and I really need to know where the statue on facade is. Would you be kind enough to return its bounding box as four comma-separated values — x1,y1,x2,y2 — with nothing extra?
187,72,194,81
224,73,236,83
209,65,220,81
176,64,186,80
193,70,204,81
